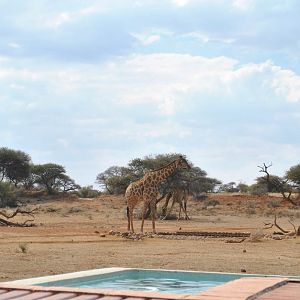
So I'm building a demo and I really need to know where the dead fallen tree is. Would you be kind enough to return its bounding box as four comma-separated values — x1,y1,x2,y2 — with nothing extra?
0,207,37,227
264,214,300,236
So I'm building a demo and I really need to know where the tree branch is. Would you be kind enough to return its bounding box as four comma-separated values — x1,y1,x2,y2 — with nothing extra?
274,214,289,233
288,219,297,234
0,207,37,227
0,207,37,219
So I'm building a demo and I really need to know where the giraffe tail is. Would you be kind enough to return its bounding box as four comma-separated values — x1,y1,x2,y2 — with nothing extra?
126,206,129,219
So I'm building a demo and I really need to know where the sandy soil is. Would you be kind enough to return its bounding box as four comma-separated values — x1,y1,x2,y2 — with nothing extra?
0,194,299,282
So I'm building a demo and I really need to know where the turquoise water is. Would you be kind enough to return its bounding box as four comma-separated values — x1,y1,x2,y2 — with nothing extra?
39,270,254,294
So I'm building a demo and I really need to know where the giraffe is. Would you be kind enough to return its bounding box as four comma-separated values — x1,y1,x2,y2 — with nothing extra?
161,186,190,221
125,156,191,233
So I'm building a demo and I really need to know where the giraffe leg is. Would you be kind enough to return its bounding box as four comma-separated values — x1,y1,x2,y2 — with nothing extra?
150,201,157,234
127,206,134,233
178,202,182,221
183,198,190,220
127,206,130,232
161,192,172,218
130,210,135,233
140,201,148,233
162,199,175,220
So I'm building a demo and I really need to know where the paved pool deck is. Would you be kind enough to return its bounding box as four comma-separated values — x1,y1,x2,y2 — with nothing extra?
1,277,299,300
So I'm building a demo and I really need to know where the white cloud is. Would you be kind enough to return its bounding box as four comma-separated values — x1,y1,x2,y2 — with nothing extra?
232,0,254,11
8,42,21,49
0,68,40,81
112,53,238,115
271,67,300,102
171,0,254,10
92,120,191,141
3,53,299,118
132,33,161,45
158,97,178,115
47,4,106,28
50,12,71,28
185,32,235,44
131,28,173,45
99,54,296,115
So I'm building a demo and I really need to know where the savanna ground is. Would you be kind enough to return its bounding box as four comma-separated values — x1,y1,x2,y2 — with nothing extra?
0,193,299,282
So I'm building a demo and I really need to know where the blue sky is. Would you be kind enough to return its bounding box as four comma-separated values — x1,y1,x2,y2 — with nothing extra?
1,0,300,186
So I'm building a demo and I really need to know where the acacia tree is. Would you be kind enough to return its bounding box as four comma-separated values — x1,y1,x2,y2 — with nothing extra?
286,164,300,191
55,174,81,193
286,164,300,204
237,183,249,193
218,182,239,193
96,166,133,194
32,163,79,195
0,148,31,185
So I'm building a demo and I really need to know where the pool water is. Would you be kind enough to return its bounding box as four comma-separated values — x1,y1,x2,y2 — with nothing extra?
39,269,253,294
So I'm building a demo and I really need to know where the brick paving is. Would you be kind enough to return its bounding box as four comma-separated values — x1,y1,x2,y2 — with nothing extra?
0,278,299,300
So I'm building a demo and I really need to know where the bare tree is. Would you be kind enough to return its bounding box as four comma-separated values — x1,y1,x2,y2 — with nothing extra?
257,163,296,205
257,163,273,192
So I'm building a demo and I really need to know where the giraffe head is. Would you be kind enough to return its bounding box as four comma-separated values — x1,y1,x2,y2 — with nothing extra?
175,156,191,170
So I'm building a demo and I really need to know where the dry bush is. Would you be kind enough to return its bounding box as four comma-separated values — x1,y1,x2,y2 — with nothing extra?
202,199,220,209
245,201,257,215
275,209,300,218
43,206,61,213
67,207,83,214
268,199,281,208
18,243,28,254
246,208,257,215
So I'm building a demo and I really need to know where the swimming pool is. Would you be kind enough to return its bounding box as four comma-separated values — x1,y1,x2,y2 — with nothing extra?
9,268,292,295
39,269,246,294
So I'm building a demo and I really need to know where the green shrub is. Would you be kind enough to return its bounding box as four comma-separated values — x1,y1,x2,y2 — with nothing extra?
0,182,17,207
249,184,268,196
193,193,208,201
78,186,100,198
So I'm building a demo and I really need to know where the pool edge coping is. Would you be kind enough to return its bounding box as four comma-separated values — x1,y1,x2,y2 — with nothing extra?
4,267,300,286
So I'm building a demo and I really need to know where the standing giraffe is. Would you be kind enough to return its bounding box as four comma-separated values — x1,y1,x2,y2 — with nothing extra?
125,156,191,233
161,187,190,221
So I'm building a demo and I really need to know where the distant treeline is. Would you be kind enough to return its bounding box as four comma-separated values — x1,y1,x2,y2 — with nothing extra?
96,153,300,206
1,147,299,208
0,147,85,207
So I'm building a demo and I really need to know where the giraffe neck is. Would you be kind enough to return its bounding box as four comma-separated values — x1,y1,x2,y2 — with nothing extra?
150,160,178,184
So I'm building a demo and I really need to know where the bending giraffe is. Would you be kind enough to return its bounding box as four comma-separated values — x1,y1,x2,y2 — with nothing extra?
161,187,190,221
125,156,191,233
